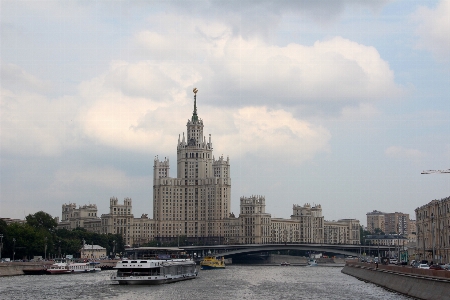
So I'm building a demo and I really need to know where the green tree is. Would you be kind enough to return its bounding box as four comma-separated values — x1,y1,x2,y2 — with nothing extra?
373,228,385,235
26,211,57,231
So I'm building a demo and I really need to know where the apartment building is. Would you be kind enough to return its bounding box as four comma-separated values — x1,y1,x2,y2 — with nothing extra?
415,196,450,263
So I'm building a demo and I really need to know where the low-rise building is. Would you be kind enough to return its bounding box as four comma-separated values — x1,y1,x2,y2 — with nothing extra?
80,244,107,259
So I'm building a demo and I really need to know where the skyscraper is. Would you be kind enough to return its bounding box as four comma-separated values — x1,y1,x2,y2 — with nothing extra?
153,89,231,243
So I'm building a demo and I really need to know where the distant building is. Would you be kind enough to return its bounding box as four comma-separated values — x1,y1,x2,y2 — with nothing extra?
365,234,408,247
324,219,360,245
80,244,107,259
57,91,360,246
0,218,26,225
415,196,450,263
58,198,154,246
58,203,101,233
152,91,230,244
366,210,385,233
384,212,410,235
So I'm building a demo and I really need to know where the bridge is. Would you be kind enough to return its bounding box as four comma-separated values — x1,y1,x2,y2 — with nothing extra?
178,243,395,258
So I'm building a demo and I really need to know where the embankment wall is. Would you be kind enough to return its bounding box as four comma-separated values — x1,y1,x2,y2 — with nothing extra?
342,263,450,300
0,260,118,276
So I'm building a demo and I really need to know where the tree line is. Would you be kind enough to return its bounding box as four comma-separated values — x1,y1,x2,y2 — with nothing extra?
0,211,125,260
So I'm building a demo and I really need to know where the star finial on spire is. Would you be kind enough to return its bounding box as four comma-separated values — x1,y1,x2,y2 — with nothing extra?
192,88,198,122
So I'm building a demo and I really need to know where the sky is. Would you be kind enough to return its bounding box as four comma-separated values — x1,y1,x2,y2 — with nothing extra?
1,0,449,226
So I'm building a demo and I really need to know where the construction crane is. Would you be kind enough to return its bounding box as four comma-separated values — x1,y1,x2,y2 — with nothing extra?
421,169,450,174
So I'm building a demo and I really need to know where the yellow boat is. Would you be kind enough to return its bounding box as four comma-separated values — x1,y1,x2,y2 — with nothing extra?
200,256,225,270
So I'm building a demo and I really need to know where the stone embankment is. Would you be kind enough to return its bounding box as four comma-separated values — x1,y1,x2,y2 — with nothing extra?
342,262,450,300
0,260,118,276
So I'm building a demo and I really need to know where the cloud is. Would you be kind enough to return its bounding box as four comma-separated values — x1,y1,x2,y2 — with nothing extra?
1,63,51,93
134,17,404,110
385,146,425,159
413,0,450,61
0,88,79,157
340,103,380,120
168,0,390,37
214,106,331,163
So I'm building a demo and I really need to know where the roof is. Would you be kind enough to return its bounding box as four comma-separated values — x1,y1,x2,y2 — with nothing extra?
81,244,106,250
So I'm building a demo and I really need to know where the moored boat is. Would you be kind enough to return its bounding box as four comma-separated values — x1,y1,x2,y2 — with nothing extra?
307,259,318,267
46,264,72,275
67,261,101,273
111,258,198,285
22,268,48,275
200,256,225,270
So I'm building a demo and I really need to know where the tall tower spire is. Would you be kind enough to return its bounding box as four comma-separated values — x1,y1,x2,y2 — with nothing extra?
192,88,198,122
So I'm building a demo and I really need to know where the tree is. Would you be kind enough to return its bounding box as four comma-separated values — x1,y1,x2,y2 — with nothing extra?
373,228,385,235
26,211,57,231
360,225,371,245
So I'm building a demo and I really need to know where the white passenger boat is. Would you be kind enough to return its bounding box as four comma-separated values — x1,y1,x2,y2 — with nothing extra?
46,264,71,275
46,260,101,274
111,258,198,285
68,262,101,273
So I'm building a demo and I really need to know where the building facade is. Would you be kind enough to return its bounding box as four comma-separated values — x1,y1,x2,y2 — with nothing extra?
80,244,107,259
366,210,385,233
152,91,231,243
415,196,450,263
58,203,101,234
58,198,155,246
384,212,410,235
56,90,360,246
324,219,360,245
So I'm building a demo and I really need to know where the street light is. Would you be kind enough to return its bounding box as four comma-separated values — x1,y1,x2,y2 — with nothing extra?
0,234,3,260
431,213,435,264
13,238,16,261
44,237,48,260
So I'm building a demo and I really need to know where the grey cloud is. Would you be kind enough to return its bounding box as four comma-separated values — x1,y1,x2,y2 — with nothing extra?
1,63,52,93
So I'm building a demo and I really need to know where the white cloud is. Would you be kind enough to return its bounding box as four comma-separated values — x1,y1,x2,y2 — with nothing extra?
340,103,380,120
385,146,425,159
1,63,51,93
214,106,331,163
51,166,133,191
0,88,79,157
134,16,404,109
413,0,450,61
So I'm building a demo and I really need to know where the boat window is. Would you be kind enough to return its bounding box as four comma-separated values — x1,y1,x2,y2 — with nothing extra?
140,261,147,263
131,261,137,263
122,261,128,263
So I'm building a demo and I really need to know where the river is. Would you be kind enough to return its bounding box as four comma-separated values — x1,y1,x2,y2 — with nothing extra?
0,266,410,300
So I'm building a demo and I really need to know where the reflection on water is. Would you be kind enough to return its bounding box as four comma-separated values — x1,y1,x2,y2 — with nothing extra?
0,266,410,300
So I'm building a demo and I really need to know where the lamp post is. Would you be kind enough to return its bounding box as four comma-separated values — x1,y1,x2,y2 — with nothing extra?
13,238,16,261
431,213,435,263
44,237,47,260
0,234,3,260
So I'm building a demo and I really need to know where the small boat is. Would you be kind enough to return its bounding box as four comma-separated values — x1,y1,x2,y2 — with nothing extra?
307,259,318,267
200,256,225,270
111,258,198,285
280,262,290,266
67,261,101,273
46,263,71,275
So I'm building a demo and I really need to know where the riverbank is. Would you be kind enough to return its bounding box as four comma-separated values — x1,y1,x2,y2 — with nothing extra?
342,262,450,300
0,260,118,276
